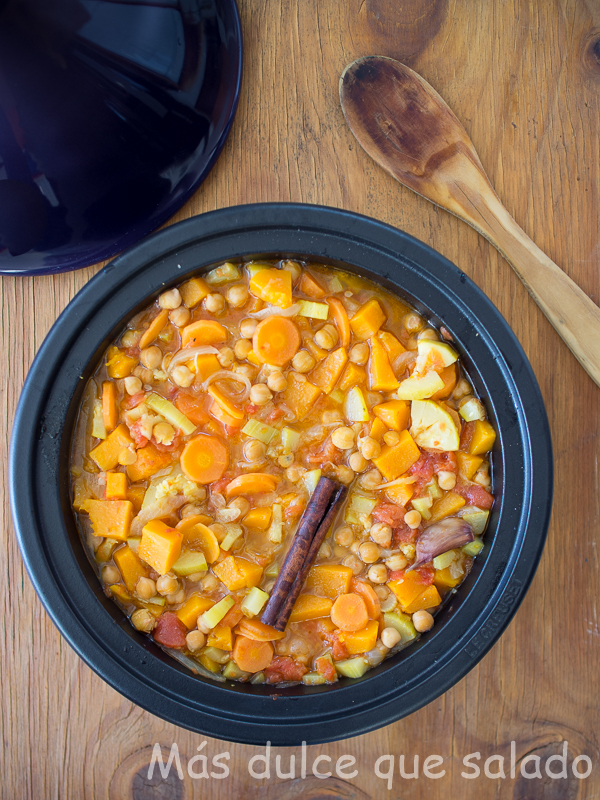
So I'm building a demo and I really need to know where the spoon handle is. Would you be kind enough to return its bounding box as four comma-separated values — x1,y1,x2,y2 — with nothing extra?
438,164,600,387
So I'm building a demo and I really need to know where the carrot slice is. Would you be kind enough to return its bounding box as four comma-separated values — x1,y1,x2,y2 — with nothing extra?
298,271,327,299
225,473,279,497
431,364,458,400
233,635,274,672
237,619,286,641
327,297,351,348
210,401,245,428
350,579,381,619
180,435,229,483
330,593,369,632
138,308,169,349
181,319,227,348
252,316,301,366
102,381,118,432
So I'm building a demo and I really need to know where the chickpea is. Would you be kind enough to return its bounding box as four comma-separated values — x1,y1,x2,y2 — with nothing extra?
243,439,266,462
156,574,179,596
368,563,388,583
250,383,273,405
234,363,258,380
331,426,355,450
359,436,381,460
186,630,206,652
234,339,253,360
360,469,382,491
317,542,332,561
205,293,226,314
403,312,424,334
229,497,250,517
350,540,361,556
136,577,157,600
187,571,206,582
181,503,203,518
358,541,380,563
140,346,162,370
335,526,354,547
202,573,219,592
226,284,249,308
437,470,457,491
385,553,409,571
474,468,491,488
171,364,194,388
418,327,439,341
158,288,182,310
349,343,369,365
281,260,302,280
314,324,338,350
153,422,175,445
285,464,305,483
374,584,390,600
121,329,139,348
412,609,434,632
131,609,156,632
133,365,153,384
102,565,120,584
381,627,402,649
383,430,401,447
370,522,392,547
169,306,191,327
216,347,234,368
291,350,316,373
336,465,355,485
117,446,137,466
365,392,382,407
239,318,258,339
453,378,471,399
167,588,186,605
124,375,142,395
342,554,363,575
404,510,422,529
349,451,368,473
197,618,211,634
278,454,294,468
267,371,287,392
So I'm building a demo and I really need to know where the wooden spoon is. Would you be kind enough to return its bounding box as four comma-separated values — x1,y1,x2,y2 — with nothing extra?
340,55,600,387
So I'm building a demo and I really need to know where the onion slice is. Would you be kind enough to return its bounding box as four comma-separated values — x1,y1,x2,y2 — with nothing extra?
409,517,474,570
167,345,219,374
130,495,187,537
377,476,417,490
202,370,251,401
250,302,301,320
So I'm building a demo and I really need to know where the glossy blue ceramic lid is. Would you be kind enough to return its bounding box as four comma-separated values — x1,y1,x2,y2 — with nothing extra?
0,0,242,274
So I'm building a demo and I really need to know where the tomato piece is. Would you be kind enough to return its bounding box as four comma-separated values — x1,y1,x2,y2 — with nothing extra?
455,482,494,509
372,503,405,526
264,656,308,684
153,612,187,648
315,656,337,682
392,520,419,547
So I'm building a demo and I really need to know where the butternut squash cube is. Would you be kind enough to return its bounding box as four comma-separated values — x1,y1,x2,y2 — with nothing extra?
339,362,367,391
113,545,149,592
281,372,323,421
105,346,138,379
176,594,214,629
373,430,421,481
402,584,442,614
468,420,497,455
429,491,466,523
350,299,386,340
306,565,353,599
242,507,272,531
310,347,348,394
379,331,406,361
368,336,399,391
139,520,183,575
85,499,133,541
434,567,463,593
127,486,146,513
388,570,432,611
369,417,388,441
373,400,410,432
212,556,247,591
90,424,133,471
126,444,172,483
105,471,127,500
236,558,264,588
180,276,210,308
385,482,415,507
341,619,379,655
289,594,333,622
457,451,484,481
207,624,233,651
249,268,293,309
189,353,221,381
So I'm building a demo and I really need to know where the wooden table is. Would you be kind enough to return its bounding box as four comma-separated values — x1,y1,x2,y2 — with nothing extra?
2,1,599,797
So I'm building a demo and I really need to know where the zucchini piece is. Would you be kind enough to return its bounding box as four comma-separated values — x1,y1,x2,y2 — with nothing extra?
241,587,269,617
335,657,369,679
172,550,208,577
222,661,251,681
241,418,279,445
205,262,241,285
302,672,327,685
298,300,329,320
200,595,234,629
462,538,484,557
383,611,418,644
146,393,196,436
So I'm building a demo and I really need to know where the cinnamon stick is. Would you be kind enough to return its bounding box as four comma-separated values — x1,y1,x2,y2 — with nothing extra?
273,483,347,632
260,476,339,628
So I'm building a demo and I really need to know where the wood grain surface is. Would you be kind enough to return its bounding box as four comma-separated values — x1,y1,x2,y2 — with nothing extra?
2,0,600,797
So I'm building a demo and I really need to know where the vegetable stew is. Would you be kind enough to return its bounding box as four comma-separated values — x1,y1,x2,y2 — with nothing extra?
71,259,495,685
